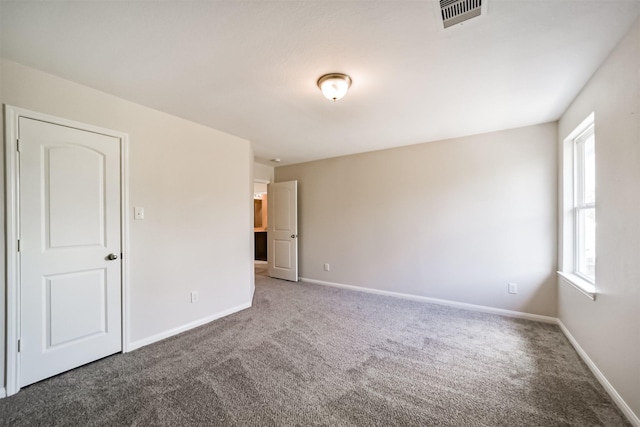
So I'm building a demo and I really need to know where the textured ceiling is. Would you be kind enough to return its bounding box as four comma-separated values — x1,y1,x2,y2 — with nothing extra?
2,1,639,165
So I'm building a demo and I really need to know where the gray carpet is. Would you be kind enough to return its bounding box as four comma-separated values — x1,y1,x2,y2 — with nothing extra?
0,269,630,426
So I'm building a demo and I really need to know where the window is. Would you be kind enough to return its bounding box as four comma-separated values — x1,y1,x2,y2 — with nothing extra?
574,124,595,282
559,113,596,299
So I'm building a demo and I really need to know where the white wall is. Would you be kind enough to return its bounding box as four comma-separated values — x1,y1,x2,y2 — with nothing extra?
0,60,254,389
254,162,274,183
558,18,640,421
276,123,558,317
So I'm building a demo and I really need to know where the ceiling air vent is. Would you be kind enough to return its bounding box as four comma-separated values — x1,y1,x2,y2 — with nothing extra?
440,0,483,28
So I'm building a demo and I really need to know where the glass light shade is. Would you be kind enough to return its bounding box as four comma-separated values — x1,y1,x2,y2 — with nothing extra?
317,73,352,102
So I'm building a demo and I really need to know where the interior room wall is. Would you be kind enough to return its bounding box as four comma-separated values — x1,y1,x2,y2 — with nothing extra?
254,162,274,183
276,122,558,317
0,59,255,389
557,17,640,421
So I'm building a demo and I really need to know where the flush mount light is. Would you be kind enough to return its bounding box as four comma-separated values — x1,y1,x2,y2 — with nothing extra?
317,73,352,102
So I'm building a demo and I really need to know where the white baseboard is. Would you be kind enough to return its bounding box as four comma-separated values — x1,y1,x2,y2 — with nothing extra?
0,387,6,398
300,277,557,324
126,301,252,352
557,320,640,426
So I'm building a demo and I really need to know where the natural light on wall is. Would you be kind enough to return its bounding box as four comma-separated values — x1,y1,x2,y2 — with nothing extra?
559,112,596,299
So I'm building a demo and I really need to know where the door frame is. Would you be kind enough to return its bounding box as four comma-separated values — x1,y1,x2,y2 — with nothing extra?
4,105,130,396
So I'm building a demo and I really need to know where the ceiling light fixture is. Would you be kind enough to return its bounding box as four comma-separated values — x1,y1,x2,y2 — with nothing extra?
317,73,352,102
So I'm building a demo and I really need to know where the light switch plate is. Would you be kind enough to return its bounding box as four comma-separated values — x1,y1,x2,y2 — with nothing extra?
134,207,144,220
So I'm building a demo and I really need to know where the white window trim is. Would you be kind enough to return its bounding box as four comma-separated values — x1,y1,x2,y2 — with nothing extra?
573,124,595,283
557,271,595,300
559,112,596,300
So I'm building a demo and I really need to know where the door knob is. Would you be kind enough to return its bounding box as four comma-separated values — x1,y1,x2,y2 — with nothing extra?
290,234,298,238
107,253,118,260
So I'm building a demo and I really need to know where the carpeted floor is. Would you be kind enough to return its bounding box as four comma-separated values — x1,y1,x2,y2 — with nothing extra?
0,267,630,426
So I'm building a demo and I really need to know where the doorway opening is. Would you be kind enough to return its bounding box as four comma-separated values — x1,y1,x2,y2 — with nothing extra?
254,181,268,277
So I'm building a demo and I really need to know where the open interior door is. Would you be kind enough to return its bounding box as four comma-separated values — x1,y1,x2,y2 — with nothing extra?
267,181,298,281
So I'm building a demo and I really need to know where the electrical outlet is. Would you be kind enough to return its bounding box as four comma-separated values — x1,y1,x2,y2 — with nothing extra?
508,283,518,294
134,206,144,220
324,263,330,271
190,291,199,303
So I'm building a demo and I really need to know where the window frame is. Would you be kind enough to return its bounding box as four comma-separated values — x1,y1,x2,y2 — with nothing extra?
559,113,596,300
572,123,595,283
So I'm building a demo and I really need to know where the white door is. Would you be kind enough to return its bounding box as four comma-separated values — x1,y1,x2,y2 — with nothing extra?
267,181,298,281
19,117,122,387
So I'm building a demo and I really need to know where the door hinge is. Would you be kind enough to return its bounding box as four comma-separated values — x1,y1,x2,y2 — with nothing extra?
16,139,21,152
17,339,21,352
17,239,21,252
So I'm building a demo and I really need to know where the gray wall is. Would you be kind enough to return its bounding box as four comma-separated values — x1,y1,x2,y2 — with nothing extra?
1,60,255,391
276,122,558,317
558,17,640,420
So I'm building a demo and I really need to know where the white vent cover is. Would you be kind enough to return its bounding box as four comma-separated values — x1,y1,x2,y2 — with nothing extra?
440,0,483,28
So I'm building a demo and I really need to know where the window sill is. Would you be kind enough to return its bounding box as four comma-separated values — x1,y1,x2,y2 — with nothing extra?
557,271,596,300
